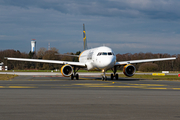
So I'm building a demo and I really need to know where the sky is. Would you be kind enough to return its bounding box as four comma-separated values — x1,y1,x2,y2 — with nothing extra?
0,0,180,54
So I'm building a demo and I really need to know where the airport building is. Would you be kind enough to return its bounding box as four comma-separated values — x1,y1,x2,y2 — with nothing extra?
0,62,8,71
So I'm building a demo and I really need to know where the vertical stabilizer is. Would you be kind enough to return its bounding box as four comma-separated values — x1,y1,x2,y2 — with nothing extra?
83,24,88,50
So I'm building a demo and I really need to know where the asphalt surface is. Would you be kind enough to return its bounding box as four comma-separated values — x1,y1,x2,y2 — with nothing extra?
0,71,179,76
0,75,180,120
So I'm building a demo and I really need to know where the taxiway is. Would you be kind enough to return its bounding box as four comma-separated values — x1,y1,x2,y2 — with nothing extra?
0,72,178,76
0,75,180,120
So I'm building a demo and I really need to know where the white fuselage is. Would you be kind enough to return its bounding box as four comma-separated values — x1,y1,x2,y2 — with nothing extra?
79,46,116,71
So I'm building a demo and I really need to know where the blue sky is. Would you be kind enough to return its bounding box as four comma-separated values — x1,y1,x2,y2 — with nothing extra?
0,0,180,54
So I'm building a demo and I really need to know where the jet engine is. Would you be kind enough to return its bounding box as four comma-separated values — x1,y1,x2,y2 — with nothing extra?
123,64,136,77
61,64,73,77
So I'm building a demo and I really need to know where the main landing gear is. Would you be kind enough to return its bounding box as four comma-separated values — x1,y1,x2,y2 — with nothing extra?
110,73,118,80
111,66,119,80
71,66,80,80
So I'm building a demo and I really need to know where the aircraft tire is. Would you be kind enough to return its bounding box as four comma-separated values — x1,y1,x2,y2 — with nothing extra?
115,74,118,80
71,74,74,80
102,76,105,81
76,74,79,80
102,76,104,81
111,74,114,80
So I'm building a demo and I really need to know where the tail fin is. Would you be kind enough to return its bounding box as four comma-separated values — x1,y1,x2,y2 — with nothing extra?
83,24,88,50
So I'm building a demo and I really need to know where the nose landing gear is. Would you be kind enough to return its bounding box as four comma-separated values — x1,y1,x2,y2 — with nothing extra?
101,66,119,81
102,69,107,81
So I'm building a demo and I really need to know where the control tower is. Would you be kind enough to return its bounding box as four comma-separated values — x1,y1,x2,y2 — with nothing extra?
31,39,36,53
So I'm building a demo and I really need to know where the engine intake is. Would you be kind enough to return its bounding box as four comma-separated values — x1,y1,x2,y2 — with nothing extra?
61,64,73,77
123,64,136,77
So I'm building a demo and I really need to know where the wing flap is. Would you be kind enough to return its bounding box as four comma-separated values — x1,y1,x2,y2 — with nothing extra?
115,57,176,66
5,57,86,67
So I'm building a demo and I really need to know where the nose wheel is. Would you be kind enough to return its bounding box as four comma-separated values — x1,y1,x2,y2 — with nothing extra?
102,76,107,81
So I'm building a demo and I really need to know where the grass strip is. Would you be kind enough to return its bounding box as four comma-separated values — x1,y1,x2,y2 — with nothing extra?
0,74,18,80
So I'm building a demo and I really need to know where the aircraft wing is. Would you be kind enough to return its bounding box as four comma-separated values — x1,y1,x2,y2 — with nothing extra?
115,57,176,66
5,57,86,67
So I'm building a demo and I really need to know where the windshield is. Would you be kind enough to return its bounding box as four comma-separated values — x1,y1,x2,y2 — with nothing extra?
97,52,114,56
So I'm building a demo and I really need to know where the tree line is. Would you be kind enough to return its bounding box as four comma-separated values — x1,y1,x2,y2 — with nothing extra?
116,53,178,71
0,48,80,70
0,48,179,71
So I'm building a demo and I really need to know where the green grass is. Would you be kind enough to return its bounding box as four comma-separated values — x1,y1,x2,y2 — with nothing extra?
0,74,18,80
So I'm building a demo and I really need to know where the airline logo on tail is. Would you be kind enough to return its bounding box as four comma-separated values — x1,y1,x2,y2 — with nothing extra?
83,24,87,50
83,30,86,42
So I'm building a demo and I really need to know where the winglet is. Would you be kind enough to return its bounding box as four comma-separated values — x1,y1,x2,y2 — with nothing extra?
83,24,88,50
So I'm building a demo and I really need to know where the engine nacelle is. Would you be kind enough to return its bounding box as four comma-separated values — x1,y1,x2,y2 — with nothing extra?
61,64,73,77
123,64,136,77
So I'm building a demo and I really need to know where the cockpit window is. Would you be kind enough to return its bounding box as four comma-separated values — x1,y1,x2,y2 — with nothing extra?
102,52,107,55
108,52,112,55
97,53,101,56
97,52,114,56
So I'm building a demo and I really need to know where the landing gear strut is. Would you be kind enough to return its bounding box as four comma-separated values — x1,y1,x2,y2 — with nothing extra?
111,66,119,80
102,69,107,81
71,66,80,80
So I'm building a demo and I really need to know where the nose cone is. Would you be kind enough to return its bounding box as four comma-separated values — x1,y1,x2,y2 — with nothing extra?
97,56,116,70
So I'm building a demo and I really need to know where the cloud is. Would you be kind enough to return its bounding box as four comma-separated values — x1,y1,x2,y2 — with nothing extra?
1,0,180,20
0,0,180,54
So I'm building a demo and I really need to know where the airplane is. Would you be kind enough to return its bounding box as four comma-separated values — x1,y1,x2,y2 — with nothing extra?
5,24,176,80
